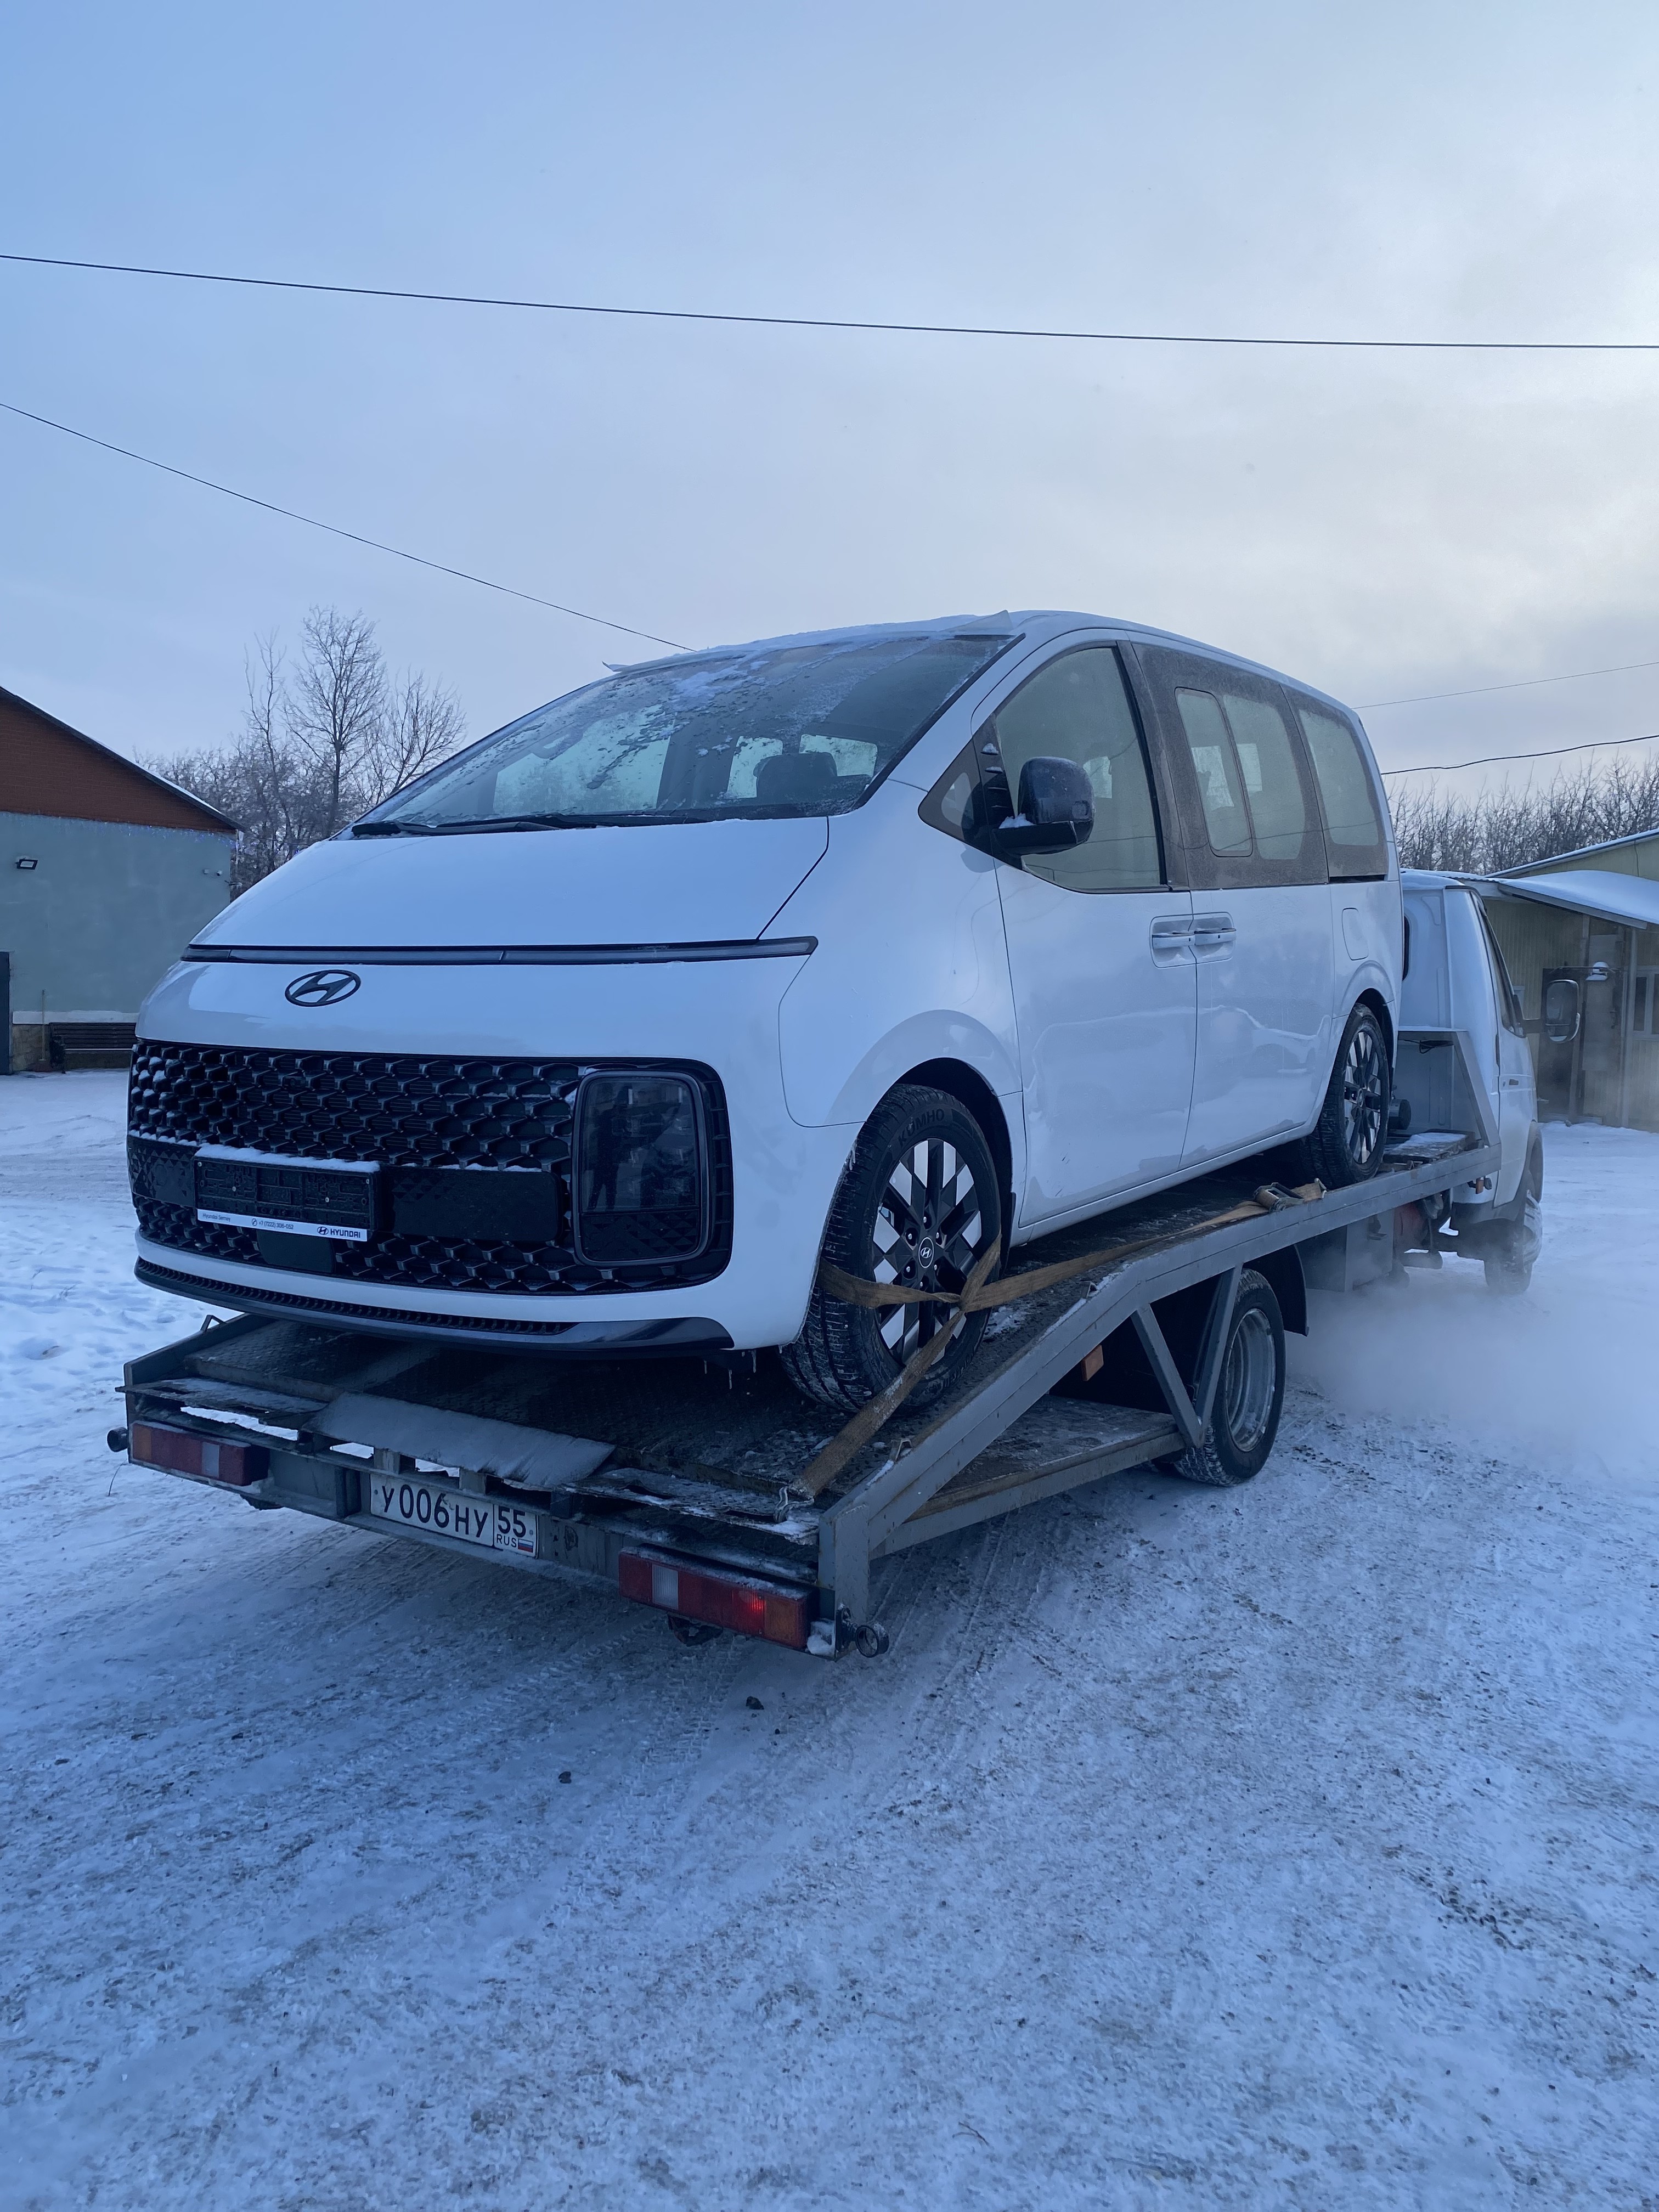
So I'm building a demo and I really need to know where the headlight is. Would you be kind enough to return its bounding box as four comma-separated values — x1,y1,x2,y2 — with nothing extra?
572,1073,709,1264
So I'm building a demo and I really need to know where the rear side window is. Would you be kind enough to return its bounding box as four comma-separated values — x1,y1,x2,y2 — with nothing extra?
1296,706,1388,879
1176,690,1252,856
1223,693,1306,860
1175,687,1312,868
983,647,1165,891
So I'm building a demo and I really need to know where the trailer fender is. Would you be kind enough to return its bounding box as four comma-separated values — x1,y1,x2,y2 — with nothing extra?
1250,1242,1307,1336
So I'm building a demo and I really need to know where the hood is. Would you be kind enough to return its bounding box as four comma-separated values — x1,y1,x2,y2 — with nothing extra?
193,816,831,950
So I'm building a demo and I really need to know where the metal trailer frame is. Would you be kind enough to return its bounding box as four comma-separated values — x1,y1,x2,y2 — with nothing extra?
118,1123,1499,1660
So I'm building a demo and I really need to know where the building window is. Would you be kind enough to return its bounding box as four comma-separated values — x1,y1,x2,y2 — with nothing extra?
1634,970,1659,1036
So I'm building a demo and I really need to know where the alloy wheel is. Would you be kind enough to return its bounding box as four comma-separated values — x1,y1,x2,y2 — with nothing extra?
871,1139,985,1363
1341,1022,1386,1167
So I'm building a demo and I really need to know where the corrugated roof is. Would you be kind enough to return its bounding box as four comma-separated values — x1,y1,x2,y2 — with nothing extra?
1478,869,1659,930
1493,823,1659,875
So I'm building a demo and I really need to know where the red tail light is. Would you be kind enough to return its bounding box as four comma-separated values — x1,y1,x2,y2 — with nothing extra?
129,1421,268,1488
618,1551,810,1649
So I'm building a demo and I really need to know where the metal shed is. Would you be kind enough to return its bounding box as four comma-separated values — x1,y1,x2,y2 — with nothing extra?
1478,840,1659,1127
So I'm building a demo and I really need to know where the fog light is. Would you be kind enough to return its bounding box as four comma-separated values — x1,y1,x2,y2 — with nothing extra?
573,1073,708,1263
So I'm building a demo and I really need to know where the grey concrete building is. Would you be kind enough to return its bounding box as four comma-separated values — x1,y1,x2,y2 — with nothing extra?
1,684,236,1073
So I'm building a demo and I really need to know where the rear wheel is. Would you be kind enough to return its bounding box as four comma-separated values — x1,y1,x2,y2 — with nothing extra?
1484,1187,1543,1296
1305,1002,1391,1188
1166,1269,1285,1487
782,1085,1001,1412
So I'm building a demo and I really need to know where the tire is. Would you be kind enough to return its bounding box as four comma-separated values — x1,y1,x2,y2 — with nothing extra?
782,1085,1002,1412
1304,1002,1391,1188
1166,1269,1285,1487
1484,1188,1542,1297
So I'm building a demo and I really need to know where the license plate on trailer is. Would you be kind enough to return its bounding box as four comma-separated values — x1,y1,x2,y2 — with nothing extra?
362,1474,540,1557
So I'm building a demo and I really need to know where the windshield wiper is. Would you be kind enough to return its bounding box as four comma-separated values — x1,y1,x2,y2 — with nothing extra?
353,813,589,837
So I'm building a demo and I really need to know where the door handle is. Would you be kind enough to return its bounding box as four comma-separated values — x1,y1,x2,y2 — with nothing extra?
1150,917,1193,964
1190,911,1237,955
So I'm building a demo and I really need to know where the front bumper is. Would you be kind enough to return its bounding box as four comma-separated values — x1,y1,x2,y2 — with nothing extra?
133,1255,738,1354
131,952,853,1352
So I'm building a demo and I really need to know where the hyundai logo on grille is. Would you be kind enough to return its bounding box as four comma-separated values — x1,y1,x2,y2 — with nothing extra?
284,968,362,1007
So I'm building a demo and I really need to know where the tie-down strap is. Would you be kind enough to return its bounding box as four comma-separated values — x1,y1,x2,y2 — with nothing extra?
796,1180,1322,1499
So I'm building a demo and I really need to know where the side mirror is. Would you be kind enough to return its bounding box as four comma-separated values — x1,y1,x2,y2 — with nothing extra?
1543,976,1580,1045
995,755,1094,857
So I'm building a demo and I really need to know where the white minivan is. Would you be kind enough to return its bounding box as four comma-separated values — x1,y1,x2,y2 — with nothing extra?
129,612,1401,1407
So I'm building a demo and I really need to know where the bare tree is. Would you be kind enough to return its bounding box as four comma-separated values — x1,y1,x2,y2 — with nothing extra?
1391,752,1659,873
284,607,389,838
368,668,467,805
143,606,467,891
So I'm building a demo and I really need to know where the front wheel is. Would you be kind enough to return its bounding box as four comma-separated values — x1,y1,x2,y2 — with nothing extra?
1305,1002,1391,1188
1166,1269,1286,1487
1484,1189,1543,1296
782,1085,1002,1413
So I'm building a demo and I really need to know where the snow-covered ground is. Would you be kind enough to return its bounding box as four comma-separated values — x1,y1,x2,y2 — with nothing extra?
3,1074,1656,2210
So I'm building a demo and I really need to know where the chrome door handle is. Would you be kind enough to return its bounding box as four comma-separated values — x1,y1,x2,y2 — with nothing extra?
1191,911,1237,954
1150,917,1193,963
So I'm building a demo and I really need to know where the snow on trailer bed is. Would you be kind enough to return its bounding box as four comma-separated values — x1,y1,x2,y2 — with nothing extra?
119,1130,1497,1655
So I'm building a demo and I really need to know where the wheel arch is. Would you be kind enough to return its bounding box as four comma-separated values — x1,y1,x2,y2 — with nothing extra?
1355,984,1395,1064
896,1057,1016,1234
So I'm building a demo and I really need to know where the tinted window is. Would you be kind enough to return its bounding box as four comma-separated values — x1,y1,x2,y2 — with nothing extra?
1175,690,1252,856
1222,692,1306,861
1297,706,1387,877
360,630,1016,832
917,742,981,842
986,648,1164,890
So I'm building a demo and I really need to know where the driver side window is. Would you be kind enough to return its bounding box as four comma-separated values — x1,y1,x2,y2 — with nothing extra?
981,647,1164,891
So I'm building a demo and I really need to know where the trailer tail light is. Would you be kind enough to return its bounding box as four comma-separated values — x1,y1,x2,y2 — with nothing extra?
617,1551,810,1649
129,1421,269,1488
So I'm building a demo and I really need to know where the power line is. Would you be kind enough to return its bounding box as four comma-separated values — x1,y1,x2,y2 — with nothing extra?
5,249,1659,354
0,398,688,651
1379,730,1659,776
1361,656,1659,708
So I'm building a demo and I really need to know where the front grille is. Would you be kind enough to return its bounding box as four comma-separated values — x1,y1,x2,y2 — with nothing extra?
128,1042,732,1297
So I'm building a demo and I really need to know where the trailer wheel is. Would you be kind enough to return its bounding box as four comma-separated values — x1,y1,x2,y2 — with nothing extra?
1166,1269,1285,1487
1304,1002,1391,1188
782,1085,1002,1412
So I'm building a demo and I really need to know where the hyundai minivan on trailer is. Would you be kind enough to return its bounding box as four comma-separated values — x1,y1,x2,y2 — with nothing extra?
128,609,1401,1409
114,618,1541,1659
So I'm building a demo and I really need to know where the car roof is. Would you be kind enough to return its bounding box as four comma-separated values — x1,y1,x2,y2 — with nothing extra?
614,611,1362,723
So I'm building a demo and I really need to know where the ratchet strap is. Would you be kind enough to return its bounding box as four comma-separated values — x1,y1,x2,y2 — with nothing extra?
795,1179,1323,1499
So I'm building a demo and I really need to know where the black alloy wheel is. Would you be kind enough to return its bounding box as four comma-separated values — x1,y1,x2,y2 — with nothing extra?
1305,1003,1391,1188
783,1085,1002,1412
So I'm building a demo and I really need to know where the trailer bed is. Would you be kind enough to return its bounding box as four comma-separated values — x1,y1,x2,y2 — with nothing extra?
121,1131,1496,1655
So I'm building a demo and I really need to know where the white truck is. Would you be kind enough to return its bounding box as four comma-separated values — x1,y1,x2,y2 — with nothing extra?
112,867,1538,1660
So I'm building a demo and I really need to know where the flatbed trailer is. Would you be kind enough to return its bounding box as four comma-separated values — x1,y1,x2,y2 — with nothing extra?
116,1122,1498,1661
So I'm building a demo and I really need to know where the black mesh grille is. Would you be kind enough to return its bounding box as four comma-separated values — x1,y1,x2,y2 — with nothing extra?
128,1042,579,1167
128,1042,731,1297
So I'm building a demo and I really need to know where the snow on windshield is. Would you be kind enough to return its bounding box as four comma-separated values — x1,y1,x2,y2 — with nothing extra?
366,630,1014,829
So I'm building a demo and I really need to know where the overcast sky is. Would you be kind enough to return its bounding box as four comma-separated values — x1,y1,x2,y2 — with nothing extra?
4,0,1658,797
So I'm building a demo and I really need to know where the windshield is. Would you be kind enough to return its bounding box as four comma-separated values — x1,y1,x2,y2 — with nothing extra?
359,629,1016,832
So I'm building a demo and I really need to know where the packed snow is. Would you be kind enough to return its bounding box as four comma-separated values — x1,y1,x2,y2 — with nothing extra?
3,1074,1656,2209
